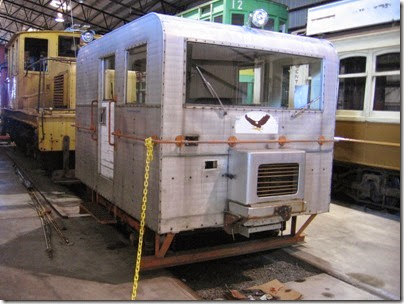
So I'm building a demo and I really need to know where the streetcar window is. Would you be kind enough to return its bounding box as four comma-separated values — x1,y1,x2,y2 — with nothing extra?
337,56,366,110
373,53,400,111
102,55,115,100
126,45,147,104
213,15,223,23
24,38,48,71
278,19,286,33
231,14,245,26
185,42,323,110
58,36,80,57
252,18,275,30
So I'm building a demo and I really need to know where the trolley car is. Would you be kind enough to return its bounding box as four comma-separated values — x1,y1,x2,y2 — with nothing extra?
305,0,401,212
75,12,339,269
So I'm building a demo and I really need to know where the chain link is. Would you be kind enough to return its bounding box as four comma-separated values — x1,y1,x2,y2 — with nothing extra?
131,137,154,300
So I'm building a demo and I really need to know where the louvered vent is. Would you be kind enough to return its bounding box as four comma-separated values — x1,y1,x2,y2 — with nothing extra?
53,74,65,108
257,163,299,197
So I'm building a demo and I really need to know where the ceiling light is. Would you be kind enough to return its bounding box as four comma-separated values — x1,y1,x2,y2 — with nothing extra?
55,12,65,23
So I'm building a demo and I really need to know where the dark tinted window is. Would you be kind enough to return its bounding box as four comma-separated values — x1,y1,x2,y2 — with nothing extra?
58,36,80,57
213,15,223,23
376,53,400,72
264,18,275,31
339,57,366,74
231,14,244,26
337,78,366,110
24,38,48,71
373,75,400,111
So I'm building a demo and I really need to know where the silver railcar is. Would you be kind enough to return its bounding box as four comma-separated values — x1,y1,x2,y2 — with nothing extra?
75,13,339,268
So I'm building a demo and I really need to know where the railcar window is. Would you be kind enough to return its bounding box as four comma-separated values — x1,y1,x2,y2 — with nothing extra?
102,55,115,100
58,36,80,57
337,56,366,110
185,42,323,110
278,19,286,33
24,38,48,71
373,53,400,111
126,45,147,104
231,14,245,25
213,15,223,23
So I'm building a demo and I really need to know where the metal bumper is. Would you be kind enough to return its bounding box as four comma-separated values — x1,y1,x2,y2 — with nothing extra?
225,200,307,237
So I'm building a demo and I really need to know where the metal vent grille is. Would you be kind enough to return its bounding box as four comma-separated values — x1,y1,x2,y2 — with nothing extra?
53,74,65,108
257,163,299,197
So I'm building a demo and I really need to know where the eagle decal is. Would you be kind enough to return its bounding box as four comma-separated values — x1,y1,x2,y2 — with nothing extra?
245,114,270,131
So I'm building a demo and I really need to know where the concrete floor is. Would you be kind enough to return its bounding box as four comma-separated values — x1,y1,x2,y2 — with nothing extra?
0,146,198,300
0,145,400,300
286,273,382,300
284,203,400,300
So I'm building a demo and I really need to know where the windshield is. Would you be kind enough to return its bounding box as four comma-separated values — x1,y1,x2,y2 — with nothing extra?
185,42,323,110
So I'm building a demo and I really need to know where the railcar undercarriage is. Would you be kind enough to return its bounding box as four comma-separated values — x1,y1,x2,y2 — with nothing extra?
80,189,316,271
332,161,400,212
2,114,75,183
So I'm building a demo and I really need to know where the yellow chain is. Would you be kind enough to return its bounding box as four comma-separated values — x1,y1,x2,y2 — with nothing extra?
131,137,154,300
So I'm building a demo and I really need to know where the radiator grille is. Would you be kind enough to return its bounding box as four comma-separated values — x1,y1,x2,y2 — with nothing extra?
257,163,299,197
53,74,65,108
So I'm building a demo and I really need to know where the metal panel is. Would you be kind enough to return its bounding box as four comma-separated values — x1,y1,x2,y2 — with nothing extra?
227,149,306,205
76,13,339,235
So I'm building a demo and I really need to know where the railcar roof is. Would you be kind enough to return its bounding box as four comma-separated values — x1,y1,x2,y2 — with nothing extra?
92,13,336,60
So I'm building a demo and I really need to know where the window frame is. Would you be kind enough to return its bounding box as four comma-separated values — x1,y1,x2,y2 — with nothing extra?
336,48,400,124
24,37,49,73
368,48,400,122
124,42,148,105
336,52,369,121
183,40,325,111
100,54,116,101
57,35,80,58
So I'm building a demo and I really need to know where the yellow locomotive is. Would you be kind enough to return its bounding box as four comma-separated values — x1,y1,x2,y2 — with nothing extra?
1,30,95,181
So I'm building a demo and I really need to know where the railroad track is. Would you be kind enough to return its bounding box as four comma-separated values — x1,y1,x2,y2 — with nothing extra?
13,159,72,258
169,248,322,300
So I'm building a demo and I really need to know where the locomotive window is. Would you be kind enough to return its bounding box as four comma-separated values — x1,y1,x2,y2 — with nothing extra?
24,38,48,71
58,36,80,57
373,53,400,111
126,45,147,104
278,19,286,33
337,56,367,110
102,55,115,100
213,15,223,23
185,42,323,110
231,14,245,26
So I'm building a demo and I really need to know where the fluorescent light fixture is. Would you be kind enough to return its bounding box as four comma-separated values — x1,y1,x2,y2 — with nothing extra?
55,12,65,22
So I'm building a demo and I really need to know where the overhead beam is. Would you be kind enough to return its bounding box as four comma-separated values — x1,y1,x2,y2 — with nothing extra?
0,13,43,30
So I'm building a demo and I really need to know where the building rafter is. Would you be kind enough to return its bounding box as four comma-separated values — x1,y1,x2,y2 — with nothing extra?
0,0,201,45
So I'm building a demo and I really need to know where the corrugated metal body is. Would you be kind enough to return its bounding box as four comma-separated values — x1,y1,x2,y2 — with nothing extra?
76,13,339,234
